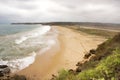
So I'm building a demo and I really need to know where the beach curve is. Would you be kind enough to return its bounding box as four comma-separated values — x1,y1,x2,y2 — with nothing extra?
17,26,106,80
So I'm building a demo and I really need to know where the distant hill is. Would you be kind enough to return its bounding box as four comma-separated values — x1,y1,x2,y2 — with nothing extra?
11,22,120,32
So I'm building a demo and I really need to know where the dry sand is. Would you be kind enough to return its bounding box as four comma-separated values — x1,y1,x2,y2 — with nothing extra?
18,26,106,80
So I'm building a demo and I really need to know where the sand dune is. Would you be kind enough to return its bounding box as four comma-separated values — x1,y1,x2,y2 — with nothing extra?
18,26,106,80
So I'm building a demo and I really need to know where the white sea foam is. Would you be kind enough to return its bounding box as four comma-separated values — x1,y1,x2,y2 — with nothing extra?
0,52,36,72
0,25,59,73
38,39,57,54
15,25,51,44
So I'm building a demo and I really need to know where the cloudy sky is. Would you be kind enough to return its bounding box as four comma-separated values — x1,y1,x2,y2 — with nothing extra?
0,0,120,23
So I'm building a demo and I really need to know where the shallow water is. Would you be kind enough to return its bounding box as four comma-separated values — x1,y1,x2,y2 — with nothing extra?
0,24,58,72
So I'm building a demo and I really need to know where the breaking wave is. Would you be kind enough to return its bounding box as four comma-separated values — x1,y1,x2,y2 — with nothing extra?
0,25,58,72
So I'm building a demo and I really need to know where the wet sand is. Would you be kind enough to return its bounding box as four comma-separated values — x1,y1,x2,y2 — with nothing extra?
18,26,106,80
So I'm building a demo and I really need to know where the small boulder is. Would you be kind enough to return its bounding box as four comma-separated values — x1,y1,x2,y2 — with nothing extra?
76,67,81,73
3,67,11,74
0,65,11,77
90,49,96,54
68,69,74,74
98,56,105,61
52,74,56,78
76,62,82,66
0,71,4,77
84,53,91,59
88,54,96,61
0,65,8,68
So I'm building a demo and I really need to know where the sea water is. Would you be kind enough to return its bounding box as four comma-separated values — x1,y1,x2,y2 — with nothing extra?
0,24,58,72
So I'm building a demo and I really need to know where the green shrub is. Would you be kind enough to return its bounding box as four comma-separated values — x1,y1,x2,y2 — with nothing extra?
55,69,69,80
77,48,120,80
54,69,78,80
53,33,120,80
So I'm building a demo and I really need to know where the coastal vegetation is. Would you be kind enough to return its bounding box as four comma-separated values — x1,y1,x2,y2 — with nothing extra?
51,33,120,80
68,26,118,38
0,24,120,80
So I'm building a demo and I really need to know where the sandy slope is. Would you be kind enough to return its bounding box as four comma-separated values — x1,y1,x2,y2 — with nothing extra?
18,26,106,80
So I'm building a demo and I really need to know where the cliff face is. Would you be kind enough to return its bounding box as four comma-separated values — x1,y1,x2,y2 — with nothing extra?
80,33,120,70
94,33,120,60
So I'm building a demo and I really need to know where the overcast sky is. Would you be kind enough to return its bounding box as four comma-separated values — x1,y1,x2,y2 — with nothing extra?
0,0,120,23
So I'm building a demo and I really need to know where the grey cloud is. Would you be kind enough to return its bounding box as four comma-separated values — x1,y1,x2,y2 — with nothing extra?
0,0,120,23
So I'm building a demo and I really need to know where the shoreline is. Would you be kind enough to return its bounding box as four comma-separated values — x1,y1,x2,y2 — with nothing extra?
17,26,106,80
17,26,61,80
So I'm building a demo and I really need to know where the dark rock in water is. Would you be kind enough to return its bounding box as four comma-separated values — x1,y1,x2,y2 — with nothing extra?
84,53,91,59
0,65,8,68
0,65,27,80
11,75,27,80
3,67,11,74
0,71,4,77
0,65,11,77
90,49,96,54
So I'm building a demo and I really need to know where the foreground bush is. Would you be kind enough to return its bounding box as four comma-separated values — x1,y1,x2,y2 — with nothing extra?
53,48,120,80
78,48,120,80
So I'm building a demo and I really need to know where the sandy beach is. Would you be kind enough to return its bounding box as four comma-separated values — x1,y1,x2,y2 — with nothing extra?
18,26,106,80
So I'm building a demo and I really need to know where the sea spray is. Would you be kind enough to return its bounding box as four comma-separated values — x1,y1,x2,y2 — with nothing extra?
15,25,51,44
0,52,36,72
0,24,58,72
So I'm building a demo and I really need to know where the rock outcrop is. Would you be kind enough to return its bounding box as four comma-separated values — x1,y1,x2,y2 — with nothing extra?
0,65,11,77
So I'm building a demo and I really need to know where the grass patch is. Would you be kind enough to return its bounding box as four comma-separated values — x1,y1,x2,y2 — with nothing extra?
52,33,120,80
53,69,78,80
53,48,120,80
68,26,118,38
77,48,120,80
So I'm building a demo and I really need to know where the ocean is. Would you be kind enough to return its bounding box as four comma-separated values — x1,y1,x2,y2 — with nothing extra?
0,24,58,72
